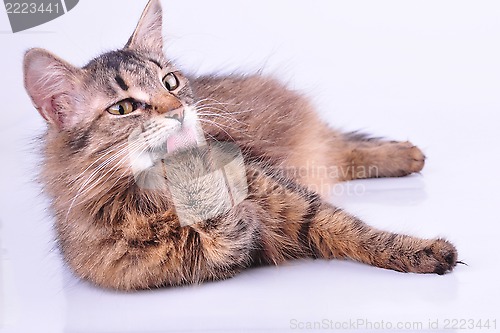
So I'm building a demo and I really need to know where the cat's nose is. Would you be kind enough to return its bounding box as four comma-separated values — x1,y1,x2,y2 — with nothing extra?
151,96,184,121
164,107,184,122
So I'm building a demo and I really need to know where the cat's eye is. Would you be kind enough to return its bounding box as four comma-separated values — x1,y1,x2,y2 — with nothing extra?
107,100,136,115
162,72,179,91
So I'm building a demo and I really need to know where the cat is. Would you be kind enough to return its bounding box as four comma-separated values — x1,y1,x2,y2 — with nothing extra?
23,0,458,290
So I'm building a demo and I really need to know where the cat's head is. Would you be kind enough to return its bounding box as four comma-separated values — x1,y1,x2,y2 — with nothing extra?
23,0,202,177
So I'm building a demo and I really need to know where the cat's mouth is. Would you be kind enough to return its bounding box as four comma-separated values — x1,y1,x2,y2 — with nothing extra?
128,112,202,174
139,114,199,153
163,125,199,154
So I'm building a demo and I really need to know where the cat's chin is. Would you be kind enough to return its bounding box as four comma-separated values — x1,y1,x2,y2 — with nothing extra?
128,121,202,177
165,125,199,154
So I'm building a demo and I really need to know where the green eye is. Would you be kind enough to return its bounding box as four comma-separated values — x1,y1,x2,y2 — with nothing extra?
162,72,179,91
107,100,135,115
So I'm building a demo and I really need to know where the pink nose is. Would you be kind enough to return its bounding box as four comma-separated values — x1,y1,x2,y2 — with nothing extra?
151,94,184,121
165,107,184,122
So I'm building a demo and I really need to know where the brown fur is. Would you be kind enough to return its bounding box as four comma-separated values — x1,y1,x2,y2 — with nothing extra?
23,0,457,290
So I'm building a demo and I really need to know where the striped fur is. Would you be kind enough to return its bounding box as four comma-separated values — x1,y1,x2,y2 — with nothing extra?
23,0,457,290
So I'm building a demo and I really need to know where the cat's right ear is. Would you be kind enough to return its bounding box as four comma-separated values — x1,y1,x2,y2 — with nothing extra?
23,48,81,130
125,0,163,55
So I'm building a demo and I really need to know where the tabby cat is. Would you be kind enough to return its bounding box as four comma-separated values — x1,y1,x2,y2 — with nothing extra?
23,0,458,290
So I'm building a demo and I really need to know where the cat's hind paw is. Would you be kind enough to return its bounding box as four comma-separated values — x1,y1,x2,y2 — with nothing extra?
392,141,426,175
414,238,458,275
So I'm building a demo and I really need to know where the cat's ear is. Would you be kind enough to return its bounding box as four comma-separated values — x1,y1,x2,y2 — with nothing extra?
23,48,82,129
125,0,163,55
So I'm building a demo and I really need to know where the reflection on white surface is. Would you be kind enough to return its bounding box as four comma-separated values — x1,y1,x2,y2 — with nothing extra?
0,220,3,328
332,175,427,207
1,0,500,332
0,221,19,329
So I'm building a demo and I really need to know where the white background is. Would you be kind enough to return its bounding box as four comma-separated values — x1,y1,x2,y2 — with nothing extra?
1,1,500,332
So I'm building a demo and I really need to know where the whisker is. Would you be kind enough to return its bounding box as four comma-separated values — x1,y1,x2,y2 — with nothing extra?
196,105,255,116
64,140,148,220
198,118,236,141
197,111,247,127
79,140,147,196
68,140,130,186
193,98,239,108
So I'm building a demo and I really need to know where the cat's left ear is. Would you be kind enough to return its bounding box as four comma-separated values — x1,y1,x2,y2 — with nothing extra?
125,0,164,55
23,48,82,129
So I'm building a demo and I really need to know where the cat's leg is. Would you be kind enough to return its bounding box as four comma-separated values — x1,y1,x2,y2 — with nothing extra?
247,164,457,274
305,202,457,274
336,132,426,181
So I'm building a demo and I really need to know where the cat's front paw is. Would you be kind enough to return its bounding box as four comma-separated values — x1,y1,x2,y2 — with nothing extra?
395,141,426,174
414,238,458,275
